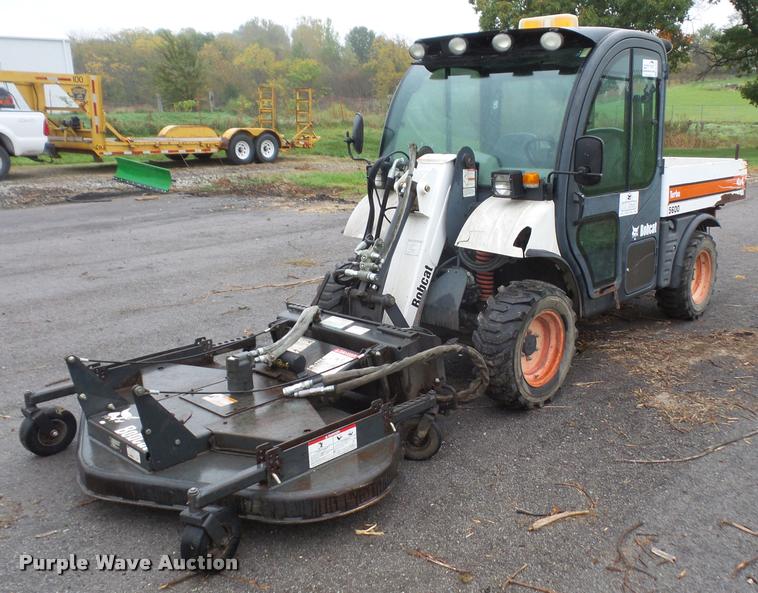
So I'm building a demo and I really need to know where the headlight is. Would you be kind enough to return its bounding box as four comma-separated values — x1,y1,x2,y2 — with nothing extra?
492,33,513,52
491,170,524,198
408,43,425,60
448,37,468,55
540,31,564,51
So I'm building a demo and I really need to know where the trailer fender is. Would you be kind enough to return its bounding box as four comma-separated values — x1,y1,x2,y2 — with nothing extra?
667,213,720,288
454,197,560,258
220,127,285,149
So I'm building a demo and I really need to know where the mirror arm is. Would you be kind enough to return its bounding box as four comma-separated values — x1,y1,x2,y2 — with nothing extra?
345,136,371,164
547,168,602,184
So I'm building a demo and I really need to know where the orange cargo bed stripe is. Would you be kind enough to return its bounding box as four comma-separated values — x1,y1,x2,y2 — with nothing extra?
669,175,746,202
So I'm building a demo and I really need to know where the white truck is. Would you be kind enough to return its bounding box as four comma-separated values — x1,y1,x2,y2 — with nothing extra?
0,88,50,180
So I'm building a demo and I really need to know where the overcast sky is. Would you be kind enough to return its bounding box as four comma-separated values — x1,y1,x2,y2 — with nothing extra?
0,0,738,42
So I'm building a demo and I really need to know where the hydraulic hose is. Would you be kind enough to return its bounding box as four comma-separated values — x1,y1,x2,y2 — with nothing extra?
240,305,320,366
321,343,490,403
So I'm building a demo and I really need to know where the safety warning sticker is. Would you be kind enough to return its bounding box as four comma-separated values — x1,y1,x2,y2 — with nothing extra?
642,59,658,78
345,324,371,336
619,191,639,217
202,393,238,407
308,347,360,375
462,169,477,198
287,337,315,354
126,446,141,464
320,315,353,330
307,423,358,468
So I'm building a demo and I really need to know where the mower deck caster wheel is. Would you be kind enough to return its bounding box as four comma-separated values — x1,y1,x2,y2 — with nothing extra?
19,407,77,456
402,415,442,461
180,506,241,569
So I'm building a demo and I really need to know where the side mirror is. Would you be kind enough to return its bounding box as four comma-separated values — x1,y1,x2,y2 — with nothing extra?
346,112,364,155
573,135,603,186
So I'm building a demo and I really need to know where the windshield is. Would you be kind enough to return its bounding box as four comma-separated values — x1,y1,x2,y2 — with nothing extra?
381,47,591,183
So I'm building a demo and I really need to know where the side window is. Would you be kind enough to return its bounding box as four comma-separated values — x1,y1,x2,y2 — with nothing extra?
577,214,618,287
584,50,631,196
629,50,660,188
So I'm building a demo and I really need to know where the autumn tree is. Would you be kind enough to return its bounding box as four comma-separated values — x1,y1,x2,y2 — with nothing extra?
368,37,411,98
346,26,376,63
153,29,209,105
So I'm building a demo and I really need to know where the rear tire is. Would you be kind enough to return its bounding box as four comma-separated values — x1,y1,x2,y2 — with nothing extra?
226,133,255,165
656,231,717,320
473,280,576,409
0,145,11,181
255,132,279,163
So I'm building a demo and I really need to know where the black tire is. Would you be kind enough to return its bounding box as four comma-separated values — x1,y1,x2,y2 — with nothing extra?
314,262,353,312
19,407,77,456
402,416,442,461
656,231,717,320
473,280,576,409
0,145,11,181
255,132,280,163
180,509,240,570
226,133,255,165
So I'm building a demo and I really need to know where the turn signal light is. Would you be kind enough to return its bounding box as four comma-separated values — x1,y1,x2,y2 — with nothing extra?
522,171,541,189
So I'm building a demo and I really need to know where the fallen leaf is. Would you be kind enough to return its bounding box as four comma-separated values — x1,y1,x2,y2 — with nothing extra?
735,275,747,280
742,245,758,253
677,569,687,579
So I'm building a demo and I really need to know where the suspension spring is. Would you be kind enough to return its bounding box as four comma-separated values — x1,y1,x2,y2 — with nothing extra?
475,251,495,302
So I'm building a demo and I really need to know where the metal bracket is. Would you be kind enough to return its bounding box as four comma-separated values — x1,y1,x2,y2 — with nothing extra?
66,356,126,417
132,386,206,471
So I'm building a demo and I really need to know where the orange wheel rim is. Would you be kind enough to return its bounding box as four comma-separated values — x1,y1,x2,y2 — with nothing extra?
690,249,713,305
521,310,565,388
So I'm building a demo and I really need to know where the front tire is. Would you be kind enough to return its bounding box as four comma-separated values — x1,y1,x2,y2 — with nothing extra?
473,280,576,409
0,145,11,181
656,231,717,320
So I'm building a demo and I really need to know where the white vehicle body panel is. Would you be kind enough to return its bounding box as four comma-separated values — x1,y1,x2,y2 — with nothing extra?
660,157,747,218
454,197,560,258
343,154,456,325
0,111,47,156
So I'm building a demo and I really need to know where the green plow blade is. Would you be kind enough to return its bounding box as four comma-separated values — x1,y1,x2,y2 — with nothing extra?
114,158,172,193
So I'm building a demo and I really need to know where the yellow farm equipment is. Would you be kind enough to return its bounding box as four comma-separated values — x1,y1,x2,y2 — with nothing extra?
0,71,319,190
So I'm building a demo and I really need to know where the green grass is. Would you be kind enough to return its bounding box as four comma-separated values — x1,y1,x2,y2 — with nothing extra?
666,78,757,123
664,146,758,170
197,170,367,197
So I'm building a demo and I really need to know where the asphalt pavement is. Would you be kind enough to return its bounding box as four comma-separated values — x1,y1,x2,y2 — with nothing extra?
1,188,756,593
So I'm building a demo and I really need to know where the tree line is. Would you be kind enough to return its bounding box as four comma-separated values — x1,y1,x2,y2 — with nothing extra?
72,2,756,113
71,18,410,111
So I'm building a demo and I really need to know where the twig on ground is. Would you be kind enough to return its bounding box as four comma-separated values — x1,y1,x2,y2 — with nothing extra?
408,548,474,582
617,428,758,464
355,523,384,536
526,482,596,531
211,277,322,295
158,572,204,590
502,563,528,590
515,508,550,518
720,520,758,537
733,556,758,577
509,579,561,593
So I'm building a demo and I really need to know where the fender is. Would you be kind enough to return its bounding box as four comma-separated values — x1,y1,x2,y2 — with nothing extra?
219,127,285,149
524,249,583,316
668,213,720,288
454,196,560,258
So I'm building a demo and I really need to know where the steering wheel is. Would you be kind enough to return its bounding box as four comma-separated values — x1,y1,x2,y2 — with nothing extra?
524,137,557,167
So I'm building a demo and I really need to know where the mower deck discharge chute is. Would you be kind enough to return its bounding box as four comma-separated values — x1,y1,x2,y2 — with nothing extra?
17,16,746,566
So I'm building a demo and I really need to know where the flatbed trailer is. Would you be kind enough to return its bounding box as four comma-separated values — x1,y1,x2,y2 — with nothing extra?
0,71,319,165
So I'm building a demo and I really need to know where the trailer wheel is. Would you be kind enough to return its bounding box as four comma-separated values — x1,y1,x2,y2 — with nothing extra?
255,133,279,163
656,231,717,320
19,407,77,456
473,280,576,409
226,134,255,165
402,416,442,461
180,508,240,570
0,145,10,181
